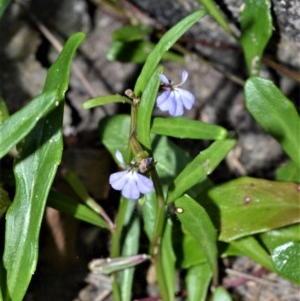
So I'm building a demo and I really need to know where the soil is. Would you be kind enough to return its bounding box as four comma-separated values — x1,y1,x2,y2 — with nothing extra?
0,0,299,300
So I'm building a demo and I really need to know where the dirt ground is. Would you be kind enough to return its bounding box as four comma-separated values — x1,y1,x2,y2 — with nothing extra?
0,0,299,300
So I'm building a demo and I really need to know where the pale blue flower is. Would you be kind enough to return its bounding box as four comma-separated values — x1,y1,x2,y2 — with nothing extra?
109,151,154,200
156,70,196,116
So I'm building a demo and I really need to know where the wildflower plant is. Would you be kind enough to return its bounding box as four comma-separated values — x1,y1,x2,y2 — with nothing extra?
0,1,299,301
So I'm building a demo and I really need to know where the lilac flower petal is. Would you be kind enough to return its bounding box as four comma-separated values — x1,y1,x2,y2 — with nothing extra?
115,150,125,166
109,170,130,190
122,177,140,199
156,88,172,106
159,74,170,84
176,88,195,109
135,173,154,194
179,70,188,85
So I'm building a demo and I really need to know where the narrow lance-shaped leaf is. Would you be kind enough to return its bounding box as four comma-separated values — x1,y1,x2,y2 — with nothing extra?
3,32,85,301
136,66,163,149
83,94,130,109
167,139,236,203
134,10,206,95
175,195,218,281
240,0,272,75
198,0,235,37
151,117,227,140
0,91,57,159
245,77,300,167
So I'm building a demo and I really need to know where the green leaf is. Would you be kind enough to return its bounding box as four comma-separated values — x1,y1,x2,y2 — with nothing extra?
167,139,235,203
134,10,206,95
107,40,154,63
175,195,218,280
240,0,272,75
0,97,9,123
211,287,233,301
276,161,300,183
99,114,131,161
47,190,109,229
141,191,157,240
271,241,300,284
0,186,10,219
180,228,207,269
119,215,140,301
151,117,228,140
112,24,153,42
0,91,57,159
0,0,11,17
136,67,163,149
161,219,176,301
185,263,212,301
152,135,191,188
3,32,85,301
207,177,300,241
83,94,130,109
245,77,300,167
197,0,234,37
227,236,274,272
260,224,300,251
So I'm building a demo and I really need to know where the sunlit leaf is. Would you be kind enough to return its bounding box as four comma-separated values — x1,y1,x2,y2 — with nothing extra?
207,177,300,241
3,32,85,301
240,0,272,75
271,241,300,284
0,91,57,159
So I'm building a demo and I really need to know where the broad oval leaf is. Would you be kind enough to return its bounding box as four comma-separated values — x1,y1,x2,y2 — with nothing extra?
245,77,300,167
207,177,300,241
167,139,236,203
134,10,206,95
240,0,272,75
3,32,85,301
175,195,218,280
151,117,227,140
211,287,233,301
